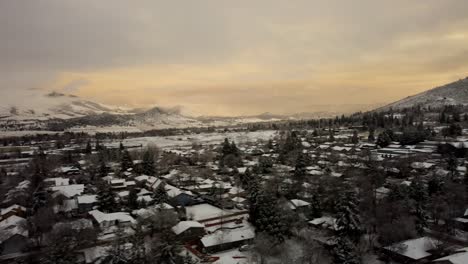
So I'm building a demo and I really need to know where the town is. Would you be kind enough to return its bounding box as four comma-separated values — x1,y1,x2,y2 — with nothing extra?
0,105,468,264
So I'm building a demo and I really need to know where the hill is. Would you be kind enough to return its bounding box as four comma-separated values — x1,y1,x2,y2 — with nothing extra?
378,77,468,111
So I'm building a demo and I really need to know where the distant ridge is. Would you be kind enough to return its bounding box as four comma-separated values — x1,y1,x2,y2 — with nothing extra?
377,77,468,111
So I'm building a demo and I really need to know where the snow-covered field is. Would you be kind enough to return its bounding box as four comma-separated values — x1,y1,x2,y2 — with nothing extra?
114,130,277,149
66,126,143,134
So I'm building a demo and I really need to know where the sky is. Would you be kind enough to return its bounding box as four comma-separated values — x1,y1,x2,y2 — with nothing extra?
1,1,468,116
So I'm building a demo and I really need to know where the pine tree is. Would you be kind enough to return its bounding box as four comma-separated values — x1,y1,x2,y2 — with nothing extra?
153,184,169,205
97,182,117,213
336,190,362,241
329,128,335,142
128,188,139,210
351,130,359,144
332,237,361,264
253,192,291,244
376,131,391,147
98,158,109,178
409,177,428,234
95,140,102,151
41,235,77,264
291,152,307,196
368,128,375,142
309,194,322,218
142,149,156,176
447,154,459,180
120,150,134,173
85,141,92,154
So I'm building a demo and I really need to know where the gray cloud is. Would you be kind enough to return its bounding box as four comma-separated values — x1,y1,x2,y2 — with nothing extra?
1,0,468,115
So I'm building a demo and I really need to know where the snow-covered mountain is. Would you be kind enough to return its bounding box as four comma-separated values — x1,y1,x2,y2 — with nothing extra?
0,90,136,121
0,90,205,131
378,77,468,111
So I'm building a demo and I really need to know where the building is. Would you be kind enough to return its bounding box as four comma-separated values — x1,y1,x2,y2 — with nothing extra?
89,210,136,229
0,215,29,255
172,221,205,242
0,204,26,221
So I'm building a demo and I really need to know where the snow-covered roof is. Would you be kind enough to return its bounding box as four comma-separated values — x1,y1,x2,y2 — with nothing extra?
384,237,440,260
172,221,204,235
77,194,97,204
44,177,70,186
289,199,310,209
137,196,153,203
411,162,435,169
231,197,246,203
0,215,28,243
0,204,26,216
50,184,85,198
201,224,255,248
309,216,338,231
165,184,193,198
89,210,136,225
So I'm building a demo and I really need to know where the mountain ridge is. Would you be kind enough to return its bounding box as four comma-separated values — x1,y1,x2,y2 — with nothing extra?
377,76,468,111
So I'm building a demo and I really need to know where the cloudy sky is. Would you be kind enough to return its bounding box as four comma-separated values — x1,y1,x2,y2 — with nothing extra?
1,1,468,116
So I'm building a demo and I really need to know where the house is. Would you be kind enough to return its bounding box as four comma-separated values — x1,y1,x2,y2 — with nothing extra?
382,237,442,263
110,179,126,190
0,204,26,220
200,223,255,253
89,210,136,229
146,177,163,191
308,216,339,231
53,198,78,215
50,184,85,198
57,166,81,175
44,177,70,187
0,215,29,255
286,199,311,214
453,216,468,231
171,221,205,242
165,184,201,207
76,195,98,213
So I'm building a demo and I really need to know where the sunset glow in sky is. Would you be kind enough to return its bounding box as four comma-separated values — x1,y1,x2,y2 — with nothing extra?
1,1,468,116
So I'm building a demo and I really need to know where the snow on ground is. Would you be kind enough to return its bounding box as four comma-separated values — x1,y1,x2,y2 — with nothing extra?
0,130,63,138
212,249,251,264
66,125,143,134
116,130,277,149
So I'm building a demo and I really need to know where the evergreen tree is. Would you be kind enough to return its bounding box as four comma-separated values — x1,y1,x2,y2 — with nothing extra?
97,182,117,213
309,194,322,218
41,235,77,264
312,130,319,137
85,141,92,154
142,149,156,176
368,127,375,142
447,154,459,180
254,193,290,244
351,130,359,144
376,131,391,148
329,128,335,142
95,140,102,151
332,237,361,264
128,188,139,210
291,152,307,196
409,177,428,234
120,150,134,173
98,158,109,178
336,189,362,241
153,184,169,205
